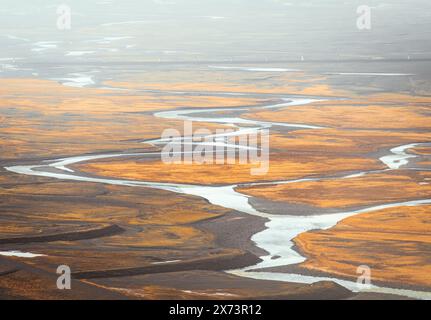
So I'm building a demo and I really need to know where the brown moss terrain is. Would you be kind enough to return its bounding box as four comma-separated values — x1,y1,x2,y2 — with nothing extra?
86,273,353,300
234,91,431,291
75,90,431,185
0,168,233,267
270,129,431,153
0,78,263,299
75,153,379,185
0,76,361,299
105,71,346,97
245,94,431,130
1,72,430,299
294,205,431,290
0,78,247,159
76,126,431,186
238,171,431,209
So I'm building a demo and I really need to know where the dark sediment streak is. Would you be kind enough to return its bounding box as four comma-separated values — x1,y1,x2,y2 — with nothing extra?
0,224,125,245
73,252,261,279
255,281,354,300
0,269,19,277
196,211,269,257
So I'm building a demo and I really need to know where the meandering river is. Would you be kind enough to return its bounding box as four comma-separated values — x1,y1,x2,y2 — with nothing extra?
5,92,431,299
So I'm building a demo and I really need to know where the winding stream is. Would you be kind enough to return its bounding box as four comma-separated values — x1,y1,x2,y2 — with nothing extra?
4,94,431,299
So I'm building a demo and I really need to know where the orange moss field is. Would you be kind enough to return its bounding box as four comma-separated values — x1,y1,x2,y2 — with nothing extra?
294,205,431,289
412,146,431,155
103,69,351,97
238,171,431,209
245,102,431,130
2,73,431,298
75,154,379,185
0,79,259,110
0,78,256,159
105,80,346,97
86,273,351,300
269,129,431,153
75,124,431,186
0,176,228,230
0,172,232,271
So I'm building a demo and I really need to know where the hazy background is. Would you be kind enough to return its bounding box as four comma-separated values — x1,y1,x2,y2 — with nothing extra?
1,0,430,93
1,0,431,62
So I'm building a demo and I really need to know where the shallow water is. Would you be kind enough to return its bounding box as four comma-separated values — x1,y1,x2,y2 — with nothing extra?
4,94,431,299
0,250,46,258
